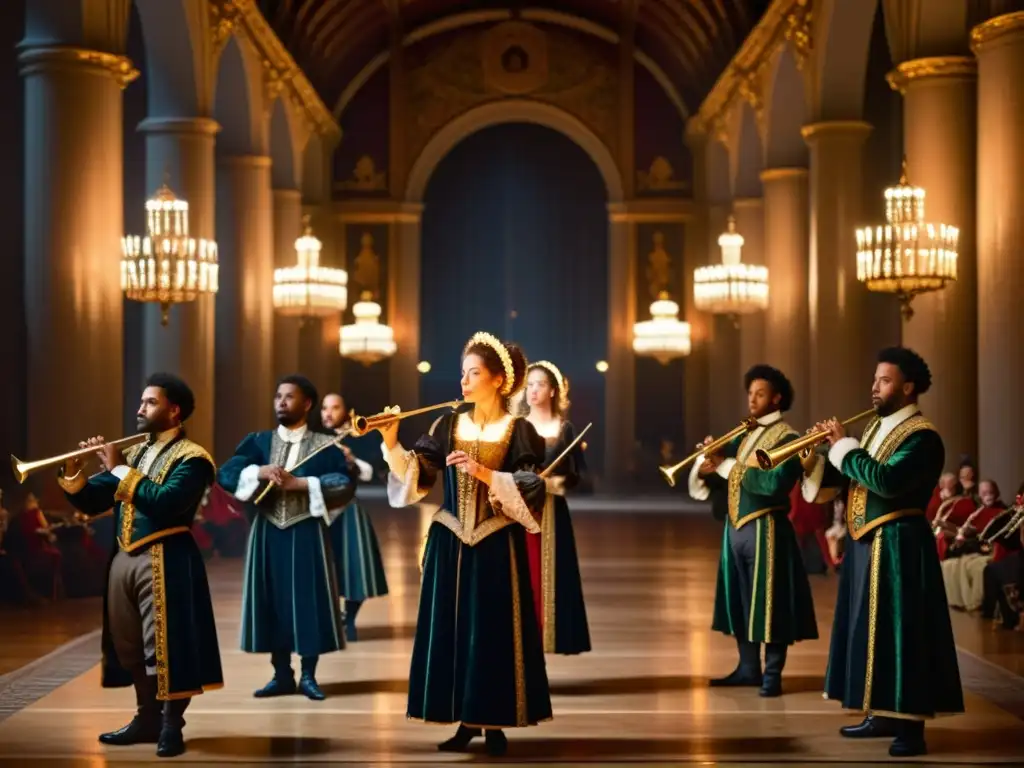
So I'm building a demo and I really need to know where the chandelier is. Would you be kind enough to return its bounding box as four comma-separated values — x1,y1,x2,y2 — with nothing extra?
273,215,348,318
855,159,958,321
693,216,769,323
121,183,218,325
339,291,397,365
632,291,691,364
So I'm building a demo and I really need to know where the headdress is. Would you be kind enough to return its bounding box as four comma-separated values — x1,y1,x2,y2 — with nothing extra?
530,360,569,411
464,331,515,396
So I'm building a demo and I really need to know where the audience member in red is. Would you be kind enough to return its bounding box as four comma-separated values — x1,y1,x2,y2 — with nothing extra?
15,493,63,599
981,485,1024,629
941,479,1006,610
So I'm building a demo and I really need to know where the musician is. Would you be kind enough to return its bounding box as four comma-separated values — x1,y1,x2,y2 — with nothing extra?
688,364,818,697
57,373,222,759
520,361,591,655
941,479,1006,610
981,483,1024,629
217,375,355,701
320,392,389,641
380,332,549,757
802,346,963,758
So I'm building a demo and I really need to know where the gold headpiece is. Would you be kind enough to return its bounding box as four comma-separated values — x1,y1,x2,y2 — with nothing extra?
530,360,565,394
464,331,516,396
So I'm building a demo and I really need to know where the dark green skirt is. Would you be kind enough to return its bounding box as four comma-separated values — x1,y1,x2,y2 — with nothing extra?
101,533,224,700
712,511,819,645
240,514,344,657
408,521,552,728
329,501,389,601
825,516,964,719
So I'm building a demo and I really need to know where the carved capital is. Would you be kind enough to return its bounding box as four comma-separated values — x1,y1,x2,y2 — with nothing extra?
970,11,1024,54
17,46,139,89
886,56,977,93
784,0,813,70
210,0,251,58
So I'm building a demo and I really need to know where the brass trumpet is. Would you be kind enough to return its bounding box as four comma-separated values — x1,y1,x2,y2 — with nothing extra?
251,399,462,505
659,417,758,487
11,433,149,484
754,408,876,471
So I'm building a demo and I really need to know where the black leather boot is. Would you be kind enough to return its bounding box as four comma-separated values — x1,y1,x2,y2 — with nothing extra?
298,655,325,700
485,729,508,756
156,698,189,758
760,642,788,697
344,599,363,642
254,650,296,697
98,671,161,745
839,714,900,738
438,724,481,752
889,720,927,757
710,639,762,687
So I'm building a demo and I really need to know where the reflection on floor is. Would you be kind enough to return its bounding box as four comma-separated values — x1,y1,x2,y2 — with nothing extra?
1,501,1022,765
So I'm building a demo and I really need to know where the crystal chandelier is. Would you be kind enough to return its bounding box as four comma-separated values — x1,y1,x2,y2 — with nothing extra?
121,183,219,325
693,216,769,324
855,159,958,321
632,291,691,364
273,216,348,318
340,291,397,365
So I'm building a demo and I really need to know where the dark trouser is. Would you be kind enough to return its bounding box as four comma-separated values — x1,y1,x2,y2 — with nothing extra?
728,523,788,679
106,550,190,733
271,649,319,680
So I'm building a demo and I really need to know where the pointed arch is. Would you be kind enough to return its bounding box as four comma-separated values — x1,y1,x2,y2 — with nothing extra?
134,0,212,116
813,0,880,119
269,96,302,190
764,45,809,169
731,102,764,199
213,34,265,156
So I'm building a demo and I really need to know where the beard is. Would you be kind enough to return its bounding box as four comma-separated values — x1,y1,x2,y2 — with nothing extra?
873,395,902,417
276,412,302,428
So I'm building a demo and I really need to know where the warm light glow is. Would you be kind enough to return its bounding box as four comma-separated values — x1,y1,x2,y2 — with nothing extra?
416,361,432,374
632,292,691,363
273,216,348,318
121,183,219,325
693,216,769,315
595,360,609,373
854,159,958,320
340,292,397,365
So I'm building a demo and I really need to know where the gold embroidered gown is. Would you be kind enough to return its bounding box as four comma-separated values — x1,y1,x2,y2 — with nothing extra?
382,411,551,728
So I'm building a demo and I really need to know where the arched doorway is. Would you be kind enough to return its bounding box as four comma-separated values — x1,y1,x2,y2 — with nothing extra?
418,122,609,473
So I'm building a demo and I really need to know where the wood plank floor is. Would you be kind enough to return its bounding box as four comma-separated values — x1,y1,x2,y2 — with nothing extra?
1,499,1023,765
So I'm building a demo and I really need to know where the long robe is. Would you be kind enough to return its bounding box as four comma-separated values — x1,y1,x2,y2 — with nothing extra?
804,405,964,720
60,433,223,700
524,420,591,655
382,411,551,728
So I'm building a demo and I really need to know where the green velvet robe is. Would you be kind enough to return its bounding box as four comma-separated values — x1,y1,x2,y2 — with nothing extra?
813,411,965,720
59,434,224,701
701,418,819,645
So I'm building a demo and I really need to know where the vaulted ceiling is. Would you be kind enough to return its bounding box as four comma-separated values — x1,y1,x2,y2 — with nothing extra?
259,0,772,115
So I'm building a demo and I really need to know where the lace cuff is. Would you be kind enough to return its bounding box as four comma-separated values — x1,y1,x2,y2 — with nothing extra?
235,465,261,501
488,471,541,534
381,442,427,507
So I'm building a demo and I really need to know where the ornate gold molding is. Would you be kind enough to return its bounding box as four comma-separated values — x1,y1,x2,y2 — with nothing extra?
693,0,813,139
759,167,808,182
17,46,139,89
209,0,251,58
971,11,1024,53
800,120,872,142
237,3,341,142
886,56,977,93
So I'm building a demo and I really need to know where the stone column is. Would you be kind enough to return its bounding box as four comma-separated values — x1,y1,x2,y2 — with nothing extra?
606,208,637,491
682,133,711,450
388,207,424,411
19,45,131,501
272,188,303,383
761,168,810,428
138,116,218,452
802,121,873,422
889,57,978,467
215,155,274,458
734,197,765,383
973,12,1024,492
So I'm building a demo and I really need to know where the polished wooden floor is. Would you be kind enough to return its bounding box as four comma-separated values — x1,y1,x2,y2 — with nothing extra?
1,497,1023,765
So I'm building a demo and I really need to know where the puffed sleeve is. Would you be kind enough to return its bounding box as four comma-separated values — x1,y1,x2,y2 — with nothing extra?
487,418,546,533
380,414,447,507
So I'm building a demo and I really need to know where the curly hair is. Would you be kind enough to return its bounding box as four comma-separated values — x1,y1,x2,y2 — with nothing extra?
145,372,195,423
462,338,528,406
743,364,794,412
877,346,932,395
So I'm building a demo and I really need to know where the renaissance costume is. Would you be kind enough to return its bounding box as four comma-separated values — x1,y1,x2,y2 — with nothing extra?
217,424,355,699
689,409,818,696
58,427,222,756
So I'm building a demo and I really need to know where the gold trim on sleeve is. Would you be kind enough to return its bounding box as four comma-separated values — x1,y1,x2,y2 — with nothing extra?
115,467,146,504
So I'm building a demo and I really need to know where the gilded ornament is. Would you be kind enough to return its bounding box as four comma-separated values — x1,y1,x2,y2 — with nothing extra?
886,56,977,94
784,0,813,70
645,231,672,300
970,10,1024,53
480,21,549,95
209,0,250,57
637,157,688,193
338,156,388,192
